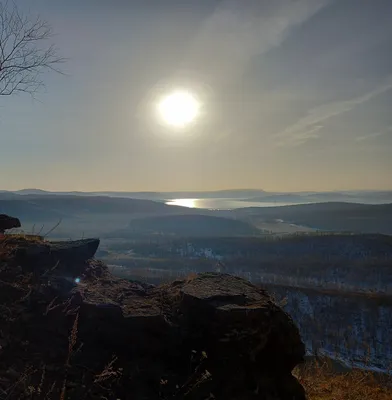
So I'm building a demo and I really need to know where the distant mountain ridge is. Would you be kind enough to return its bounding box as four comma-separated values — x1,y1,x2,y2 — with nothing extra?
242,191,392,204
1,188,392,204
1,188,266,200
0,194,190,221
1,193,391,237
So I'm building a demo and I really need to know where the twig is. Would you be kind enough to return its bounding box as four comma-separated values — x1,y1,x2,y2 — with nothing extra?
43,218,62,238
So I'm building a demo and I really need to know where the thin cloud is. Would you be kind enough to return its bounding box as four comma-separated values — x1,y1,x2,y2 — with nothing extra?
181,0,331,87
276,125,324,147
356,125,392,142
276,77,392,146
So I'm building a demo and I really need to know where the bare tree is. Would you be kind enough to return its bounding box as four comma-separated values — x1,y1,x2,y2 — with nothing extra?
0,1,64,97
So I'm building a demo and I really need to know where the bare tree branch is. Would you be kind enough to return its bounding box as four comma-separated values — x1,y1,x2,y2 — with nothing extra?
0,0,65,97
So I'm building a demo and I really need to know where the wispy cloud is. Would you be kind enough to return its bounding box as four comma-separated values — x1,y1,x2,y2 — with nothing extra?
276,125,324,146
182,0,331,86
355,124,392,142
275,77,392,146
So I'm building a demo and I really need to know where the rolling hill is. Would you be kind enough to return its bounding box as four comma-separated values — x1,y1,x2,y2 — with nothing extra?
0,194,190,220
104,214,260,238
234,202,392,234
0,194,208,237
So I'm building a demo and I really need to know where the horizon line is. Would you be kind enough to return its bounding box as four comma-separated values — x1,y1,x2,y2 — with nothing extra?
2,188,392,194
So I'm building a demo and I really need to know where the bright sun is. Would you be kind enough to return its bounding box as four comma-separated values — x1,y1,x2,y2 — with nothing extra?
158,90,200,128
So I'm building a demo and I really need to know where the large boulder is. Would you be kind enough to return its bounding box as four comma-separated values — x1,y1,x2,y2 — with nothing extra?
71,272,306,399
11,238,100,275
0,214,21,233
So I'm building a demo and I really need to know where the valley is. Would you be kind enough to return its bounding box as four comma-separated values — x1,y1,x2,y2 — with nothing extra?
1,191,392,373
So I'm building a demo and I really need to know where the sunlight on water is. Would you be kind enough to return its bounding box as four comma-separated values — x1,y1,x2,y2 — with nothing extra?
166,198,198,208
165,198,301,210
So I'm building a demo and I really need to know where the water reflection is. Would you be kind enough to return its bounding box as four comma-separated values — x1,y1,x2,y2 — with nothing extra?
165,198,300,210
166,198,198,208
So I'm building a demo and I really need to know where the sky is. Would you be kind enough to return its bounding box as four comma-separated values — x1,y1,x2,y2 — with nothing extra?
1,0,392,192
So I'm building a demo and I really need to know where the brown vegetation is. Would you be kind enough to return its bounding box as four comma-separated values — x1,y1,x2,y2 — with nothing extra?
295,358,392,400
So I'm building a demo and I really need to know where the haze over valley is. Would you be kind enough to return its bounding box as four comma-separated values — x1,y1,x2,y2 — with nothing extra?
2,188,392,374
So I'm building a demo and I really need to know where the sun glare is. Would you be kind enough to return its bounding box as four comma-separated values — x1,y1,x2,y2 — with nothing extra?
165,198,198,208
158,90,200,127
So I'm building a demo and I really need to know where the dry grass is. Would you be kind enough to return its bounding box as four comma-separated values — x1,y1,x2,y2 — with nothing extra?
184,272,198,282
1,233,44,242
0,234,45,262
294,358,392,400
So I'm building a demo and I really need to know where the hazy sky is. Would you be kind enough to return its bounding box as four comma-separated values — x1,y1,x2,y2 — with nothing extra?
1,0,392,192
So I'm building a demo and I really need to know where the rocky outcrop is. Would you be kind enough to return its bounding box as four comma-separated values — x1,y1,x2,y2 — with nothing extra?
10,238,100,274
0,238,305,400
0,214,21,233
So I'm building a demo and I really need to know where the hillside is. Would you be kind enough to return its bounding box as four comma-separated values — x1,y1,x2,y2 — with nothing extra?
0,194,183,218
2,194,392,241
164,233,392,259
111,233,392,294
242,190,392,204
235,202,392,234
0,194,206,237
105,214,260,238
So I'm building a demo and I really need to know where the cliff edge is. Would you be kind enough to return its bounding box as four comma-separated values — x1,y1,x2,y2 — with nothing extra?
0,230,305,399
